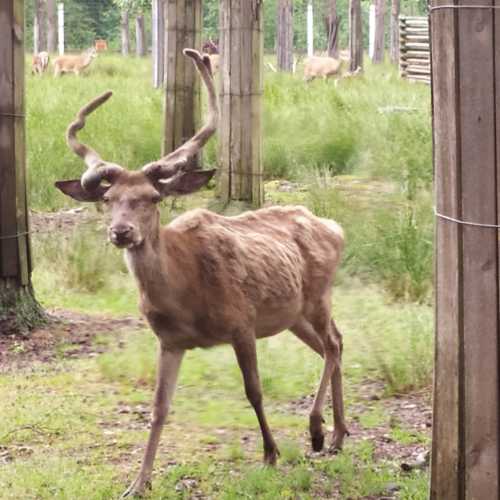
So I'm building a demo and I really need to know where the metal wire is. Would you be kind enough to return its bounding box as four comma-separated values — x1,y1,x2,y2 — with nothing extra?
0,231,30,241
0,112,25,118
434,207,500,228
429,4,500,12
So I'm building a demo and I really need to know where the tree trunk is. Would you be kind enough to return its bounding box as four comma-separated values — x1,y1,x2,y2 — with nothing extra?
276,0,293,72
135,13,146,57
390,0,400,64
46,0,56,53
121,10,130,56
348,0,363,72
34,0,46,53
372,0,386,64
0,0,46,335
325,0,340,58
219,0,264,207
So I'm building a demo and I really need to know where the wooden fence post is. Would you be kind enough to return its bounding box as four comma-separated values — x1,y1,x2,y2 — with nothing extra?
218,0,263,207
348,0,363,72
0,0,45,333
163,0,202,167
431,0,500,497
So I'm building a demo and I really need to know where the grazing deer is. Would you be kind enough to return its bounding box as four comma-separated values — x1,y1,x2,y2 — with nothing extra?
304,56,344,82
32,51,50,75
53,47,97,77
55,49,348,497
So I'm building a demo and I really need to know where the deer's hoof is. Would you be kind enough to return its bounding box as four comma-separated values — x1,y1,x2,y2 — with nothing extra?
309,414,325,452
121,477,151,498
264,446,280,466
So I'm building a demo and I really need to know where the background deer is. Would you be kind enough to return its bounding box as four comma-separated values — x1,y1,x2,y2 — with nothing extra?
304,55,344,81
32,51,49,75
55,49,348,498
202,38,220,73
53,47,97,77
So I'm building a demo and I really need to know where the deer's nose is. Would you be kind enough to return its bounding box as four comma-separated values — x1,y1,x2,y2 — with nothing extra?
110,224,134,245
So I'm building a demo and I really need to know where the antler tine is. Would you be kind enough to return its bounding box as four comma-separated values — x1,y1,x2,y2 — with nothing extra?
142,48,219,180
66,90,124,191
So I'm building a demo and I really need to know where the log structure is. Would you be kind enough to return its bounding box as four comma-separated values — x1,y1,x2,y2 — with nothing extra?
399,16,430,84
218,0,264,206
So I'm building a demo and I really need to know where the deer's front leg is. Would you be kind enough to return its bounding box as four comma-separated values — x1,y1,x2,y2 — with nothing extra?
232,336,280,465
122,345,184,498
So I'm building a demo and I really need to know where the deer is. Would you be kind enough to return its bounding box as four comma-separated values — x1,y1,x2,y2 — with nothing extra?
32,51,50,75
303,55,344,82
55,49,348,497
53,47,97,77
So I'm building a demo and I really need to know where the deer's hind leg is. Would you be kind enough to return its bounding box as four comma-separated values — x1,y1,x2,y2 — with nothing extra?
291,308,347,453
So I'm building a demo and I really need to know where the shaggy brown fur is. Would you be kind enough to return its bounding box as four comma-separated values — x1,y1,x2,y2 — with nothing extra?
55,49,348,498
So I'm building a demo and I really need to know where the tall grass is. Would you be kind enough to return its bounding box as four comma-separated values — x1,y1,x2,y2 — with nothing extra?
27,55,432,210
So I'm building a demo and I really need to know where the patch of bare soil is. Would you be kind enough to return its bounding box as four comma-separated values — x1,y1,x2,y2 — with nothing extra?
0,309,144,372
287,379,432,473
30,207,100,236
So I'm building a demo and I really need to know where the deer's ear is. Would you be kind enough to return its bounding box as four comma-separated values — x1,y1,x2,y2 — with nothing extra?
55,179,108,202
157,169,216,196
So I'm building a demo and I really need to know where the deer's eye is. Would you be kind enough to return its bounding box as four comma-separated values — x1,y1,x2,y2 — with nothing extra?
151,194,161,204
102,196,110,204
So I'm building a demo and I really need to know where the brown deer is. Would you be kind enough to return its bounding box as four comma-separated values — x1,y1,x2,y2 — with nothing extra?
55,49,348,497
32,51,50,75
53,47,97,77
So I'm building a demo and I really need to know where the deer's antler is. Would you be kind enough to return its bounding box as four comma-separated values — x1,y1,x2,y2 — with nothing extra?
142,49,219,180
66,90,124,191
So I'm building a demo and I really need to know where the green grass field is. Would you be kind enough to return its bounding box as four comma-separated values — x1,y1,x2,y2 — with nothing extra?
0,53,433,498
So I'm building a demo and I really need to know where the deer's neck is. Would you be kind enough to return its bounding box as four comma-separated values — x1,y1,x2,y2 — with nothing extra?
124,225,163,289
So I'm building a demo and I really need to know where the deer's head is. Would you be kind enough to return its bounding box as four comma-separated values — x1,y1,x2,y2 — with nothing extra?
55,49,218,249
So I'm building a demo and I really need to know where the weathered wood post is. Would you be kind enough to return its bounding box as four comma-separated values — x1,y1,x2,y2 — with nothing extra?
348,0,363,72
277,0,293,72
219,0,264,207
152,0,165,87
0,0,45,333
163,0,202,166
431,0,500,497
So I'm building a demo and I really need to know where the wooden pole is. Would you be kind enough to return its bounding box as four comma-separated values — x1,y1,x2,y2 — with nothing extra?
307,0,314,57
219,0,264,207
152,0,165,87
431,0,500,497
276,0,293,72
348,0,363,72
121,10,130,56
135,13,146,57
57,2,64,55
163,0,202,167
0,0,45,333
